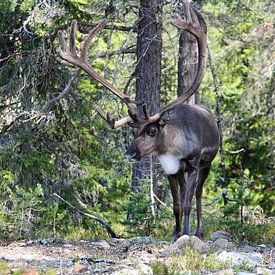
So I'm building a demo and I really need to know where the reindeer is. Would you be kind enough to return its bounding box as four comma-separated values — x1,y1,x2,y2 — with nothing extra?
57,5,219,239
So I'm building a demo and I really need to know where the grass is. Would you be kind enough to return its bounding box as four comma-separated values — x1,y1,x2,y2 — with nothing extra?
0,261,59,275
150,248,230,275
0,262,9,274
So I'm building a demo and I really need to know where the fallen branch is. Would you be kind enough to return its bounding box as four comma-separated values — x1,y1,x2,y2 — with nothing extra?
53,193,117,238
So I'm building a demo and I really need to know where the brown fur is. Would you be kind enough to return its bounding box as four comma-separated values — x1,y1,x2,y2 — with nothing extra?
126,103,219,239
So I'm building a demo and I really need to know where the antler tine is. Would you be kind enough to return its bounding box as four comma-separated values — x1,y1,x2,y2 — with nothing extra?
191,5,207,35
128,108,139,122
58,30,69,53
142,103,150,120
81,19,107,62
70,20,77,56
96,106,115,128
171,13,204,40
184,0,192,24
96,106,133,129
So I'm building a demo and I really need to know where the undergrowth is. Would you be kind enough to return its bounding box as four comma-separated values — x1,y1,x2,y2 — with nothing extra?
150,248,230,275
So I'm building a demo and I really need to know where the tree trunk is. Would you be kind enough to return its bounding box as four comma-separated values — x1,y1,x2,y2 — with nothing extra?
131,0,162,194
178,2,201,104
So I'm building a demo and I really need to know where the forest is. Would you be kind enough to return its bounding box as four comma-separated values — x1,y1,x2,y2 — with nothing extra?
0,0,274,249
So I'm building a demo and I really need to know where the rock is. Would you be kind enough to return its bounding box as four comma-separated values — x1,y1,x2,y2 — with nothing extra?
257,244,266,249
73,262,89,273
65,260,74,267
174,235,210,253
109,238,131,248
211,231,231,242
93,240,110,249
238,272,256,275
22,268,39,275
211,269,235,275
111,263,152,275
256,267,273,275
159,250,170,257
129,236,155,245
161,235,210,256
216,251,263,269
137,263,153,274
210,238,236,252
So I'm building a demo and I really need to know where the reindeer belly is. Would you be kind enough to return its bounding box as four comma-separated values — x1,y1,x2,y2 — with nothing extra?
158,154,181,175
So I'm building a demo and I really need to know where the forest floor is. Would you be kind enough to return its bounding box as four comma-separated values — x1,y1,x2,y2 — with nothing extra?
0,235,274,274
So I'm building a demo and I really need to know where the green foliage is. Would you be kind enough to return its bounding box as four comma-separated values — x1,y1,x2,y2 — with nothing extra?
200,0,274,231
20,0,36,11
0,262,9,274
0,183,45,239
202,212,275,245
150,248,229,274
127,180,172,239
0,0,273,242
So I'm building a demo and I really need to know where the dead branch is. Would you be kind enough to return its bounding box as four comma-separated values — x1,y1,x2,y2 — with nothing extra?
53,193,117,238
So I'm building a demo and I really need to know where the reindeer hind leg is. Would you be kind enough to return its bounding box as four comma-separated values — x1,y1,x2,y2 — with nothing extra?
195,165,211,239
182,167,197,236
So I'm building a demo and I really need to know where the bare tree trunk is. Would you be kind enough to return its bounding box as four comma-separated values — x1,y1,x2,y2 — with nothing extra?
130,0,162,208
177,1,201,104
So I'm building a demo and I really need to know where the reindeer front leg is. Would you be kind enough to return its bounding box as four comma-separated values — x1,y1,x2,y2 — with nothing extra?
168,175,182,240
182,167,198,235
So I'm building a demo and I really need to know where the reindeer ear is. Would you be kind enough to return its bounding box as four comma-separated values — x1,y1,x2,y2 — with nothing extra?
158,111,170,127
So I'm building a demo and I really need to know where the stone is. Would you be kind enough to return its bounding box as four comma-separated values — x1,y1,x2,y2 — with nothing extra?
216,251,263,269
211,269,235,275
109,238,131,248
210,238,236,252
159,250,170,258
211,231,231,242
93,240,110,249
256,267,273,275
73,262,88,273
22,268,39,275
166,235,210,255
258,244,266,249
111,264,152,275
129,236,155,245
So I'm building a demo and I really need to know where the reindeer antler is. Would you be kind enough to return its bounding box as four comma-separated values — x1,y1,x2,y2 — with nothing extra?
57,1,207,128
57,19,146,128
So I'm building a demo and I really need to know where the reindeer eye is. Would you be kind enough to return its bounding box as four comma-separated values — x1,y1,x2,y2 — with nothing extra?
147,127,157,137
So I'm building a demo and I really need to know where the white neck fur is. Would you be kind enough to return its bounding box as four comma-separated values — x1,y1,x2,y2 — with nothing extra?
158,154,180,175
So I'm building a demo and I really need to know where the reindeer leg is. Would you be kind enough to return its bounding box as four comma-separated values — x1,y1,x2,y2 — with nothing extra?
195,165,211,239
168,174,181,240
182,168,197,236
178,169,186,236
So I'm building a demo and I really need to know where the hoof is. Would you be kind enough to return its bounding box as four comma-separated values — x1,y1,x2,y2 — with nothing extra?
172,226,182,241
195,231,204,240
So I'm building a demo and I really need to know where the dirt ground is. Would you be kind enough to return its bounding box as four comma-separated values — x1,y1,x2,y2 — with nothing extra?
0,237,274,274
0,238,166,274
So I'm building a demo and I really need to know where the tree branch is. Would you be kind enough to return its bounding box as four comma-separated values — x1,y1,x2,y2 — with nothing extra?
53,193,117,238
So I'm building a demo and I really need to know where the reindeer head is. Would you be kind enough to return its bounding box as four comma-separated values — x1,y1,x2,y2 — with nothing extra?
125,111,172,162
